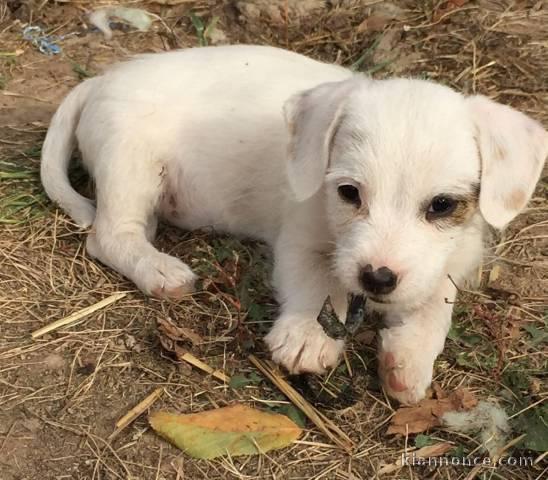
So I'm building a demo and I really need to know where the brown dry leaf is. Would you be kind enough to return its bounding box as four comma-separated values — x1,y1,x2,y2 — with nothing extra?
432,382,446,400
150,404,302,459
433,0,471,22
157,318,228,382
357,1,407,33
529,377,542,395
159,335,229,382
354,329,376,345
149,0,197,5
357,14,391,33
157,316,203,346
387,388,477,435
378,442,453,475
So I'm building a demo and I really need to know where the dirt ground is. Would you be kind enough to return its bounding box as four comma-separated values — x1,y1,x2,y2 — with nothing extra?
0,1,546,479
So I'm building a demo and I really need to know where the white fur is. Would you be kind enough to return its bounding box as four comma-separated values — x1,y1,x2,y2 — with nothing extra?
41,45,548,404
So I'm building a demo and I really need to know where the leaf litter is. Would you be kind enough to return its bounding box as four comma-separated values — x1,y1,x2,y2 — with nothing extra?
387,387,478,435
149,404,302,459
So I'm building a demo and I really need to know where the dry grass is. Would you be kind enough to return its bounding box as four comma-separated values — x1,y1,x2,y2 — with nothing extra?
0,1,546,479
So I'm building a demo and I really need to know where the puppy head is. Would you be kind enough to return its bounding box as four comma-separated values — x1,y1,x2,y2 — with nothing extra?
285,78,547,309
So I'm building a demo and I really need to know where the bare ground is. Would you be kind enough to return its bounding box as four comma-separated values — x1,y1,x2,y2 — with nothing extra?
0,1,546,479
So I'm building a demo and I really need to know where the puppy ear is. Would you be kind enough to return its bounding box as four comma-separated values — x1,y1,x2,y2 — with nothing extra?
284,79,358,201
467,95,548,229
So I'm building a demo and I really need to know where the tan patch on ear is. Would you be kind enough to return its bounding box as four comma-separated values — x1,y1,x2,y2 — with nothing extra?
492,141,506,163
287,119,296,137
504,189,526,211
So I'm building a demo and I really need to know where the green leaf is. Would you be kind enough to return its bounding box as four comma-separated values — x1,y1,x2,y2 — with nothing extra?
350,35,381,71
461,334,482,346
523,324,547,346
203,16,220,43
502,369,529,393
414,434,433,448
247,302,267,323
70,61,94,80
150,405,302,459
189,12,206,46
515,405,548,452
276,405,307,429
229,372,262,390
448,324,465,342
451,444,466,457
456,352,475,369
190,12,204,33
23,145,42,159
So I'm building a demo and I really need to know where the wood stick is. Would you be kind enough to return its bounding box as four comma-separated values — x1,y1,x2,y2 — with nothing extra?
108,388,164,441
32,293,127,339
248,354,353,452
176,347,230,383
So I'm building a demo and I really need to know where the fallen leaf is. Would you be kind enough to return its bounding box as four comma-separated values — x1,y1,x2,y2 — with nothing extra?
150,0,197,4
357,14,391,33
515,404,548,453
157,316,203,346
452,387,478,410
523,323,548,346
433,0,470,22
414,433,433,448
387,388,477,435
274,404,307,429
356,1,406,33
432,382,446,400
229,372,263,389
150,404,302,459
378,442,453,474
529,377,541,395
371,28,402,70
354,329,376,345
157,319,228,382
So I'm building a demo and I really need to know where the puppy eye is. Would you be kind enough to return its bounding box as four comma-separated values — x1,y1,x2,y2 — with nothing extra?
338,184,361,207
427,195,457,220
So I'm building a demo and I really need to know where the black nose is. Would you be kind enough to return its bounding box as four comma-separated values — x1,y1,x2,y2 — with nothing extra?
360,265,398,295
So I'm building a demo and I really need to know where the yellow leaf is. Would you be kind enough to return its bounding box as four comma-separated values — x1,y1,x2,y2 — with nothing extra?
149,404,302,459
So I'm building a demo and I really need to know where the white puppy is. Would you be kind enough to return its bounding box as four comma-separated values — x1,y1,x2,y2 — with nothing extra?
41,45,547,404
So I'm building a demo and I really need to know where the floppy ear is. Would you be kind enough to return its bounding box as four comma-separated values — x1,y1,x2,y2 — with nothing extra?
467,95,548,229
284,79,358,201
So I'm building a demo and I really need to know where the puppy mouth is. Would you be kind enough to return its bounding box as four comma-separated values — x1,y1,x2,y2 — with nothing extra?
368,295,392,304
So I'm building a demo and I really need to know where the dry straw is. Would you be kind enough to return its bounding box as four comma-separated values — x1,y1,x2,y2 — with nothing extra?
31,292,127,339
249,354,354,452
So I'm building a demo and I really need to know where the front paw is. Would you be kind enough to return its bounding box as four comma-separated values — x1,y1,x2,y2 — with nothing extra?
378,328,437,405
134,253,197,300
264,318,344,374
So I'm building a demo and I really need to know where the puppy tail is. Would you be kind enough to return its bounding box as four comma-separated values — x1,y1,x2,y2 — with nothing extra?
41,78,99,227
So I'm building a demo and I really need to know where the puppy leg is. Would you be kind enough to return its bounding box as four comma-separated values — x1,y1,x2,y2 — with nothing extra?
265,238,346,374
377,279,456,404
86,161,196,300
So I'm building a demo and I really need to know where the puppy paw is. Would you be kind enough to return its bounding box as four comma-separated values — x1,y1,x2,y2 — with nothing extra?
378,329,436,405
265,318,344,374
134,253,197,300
